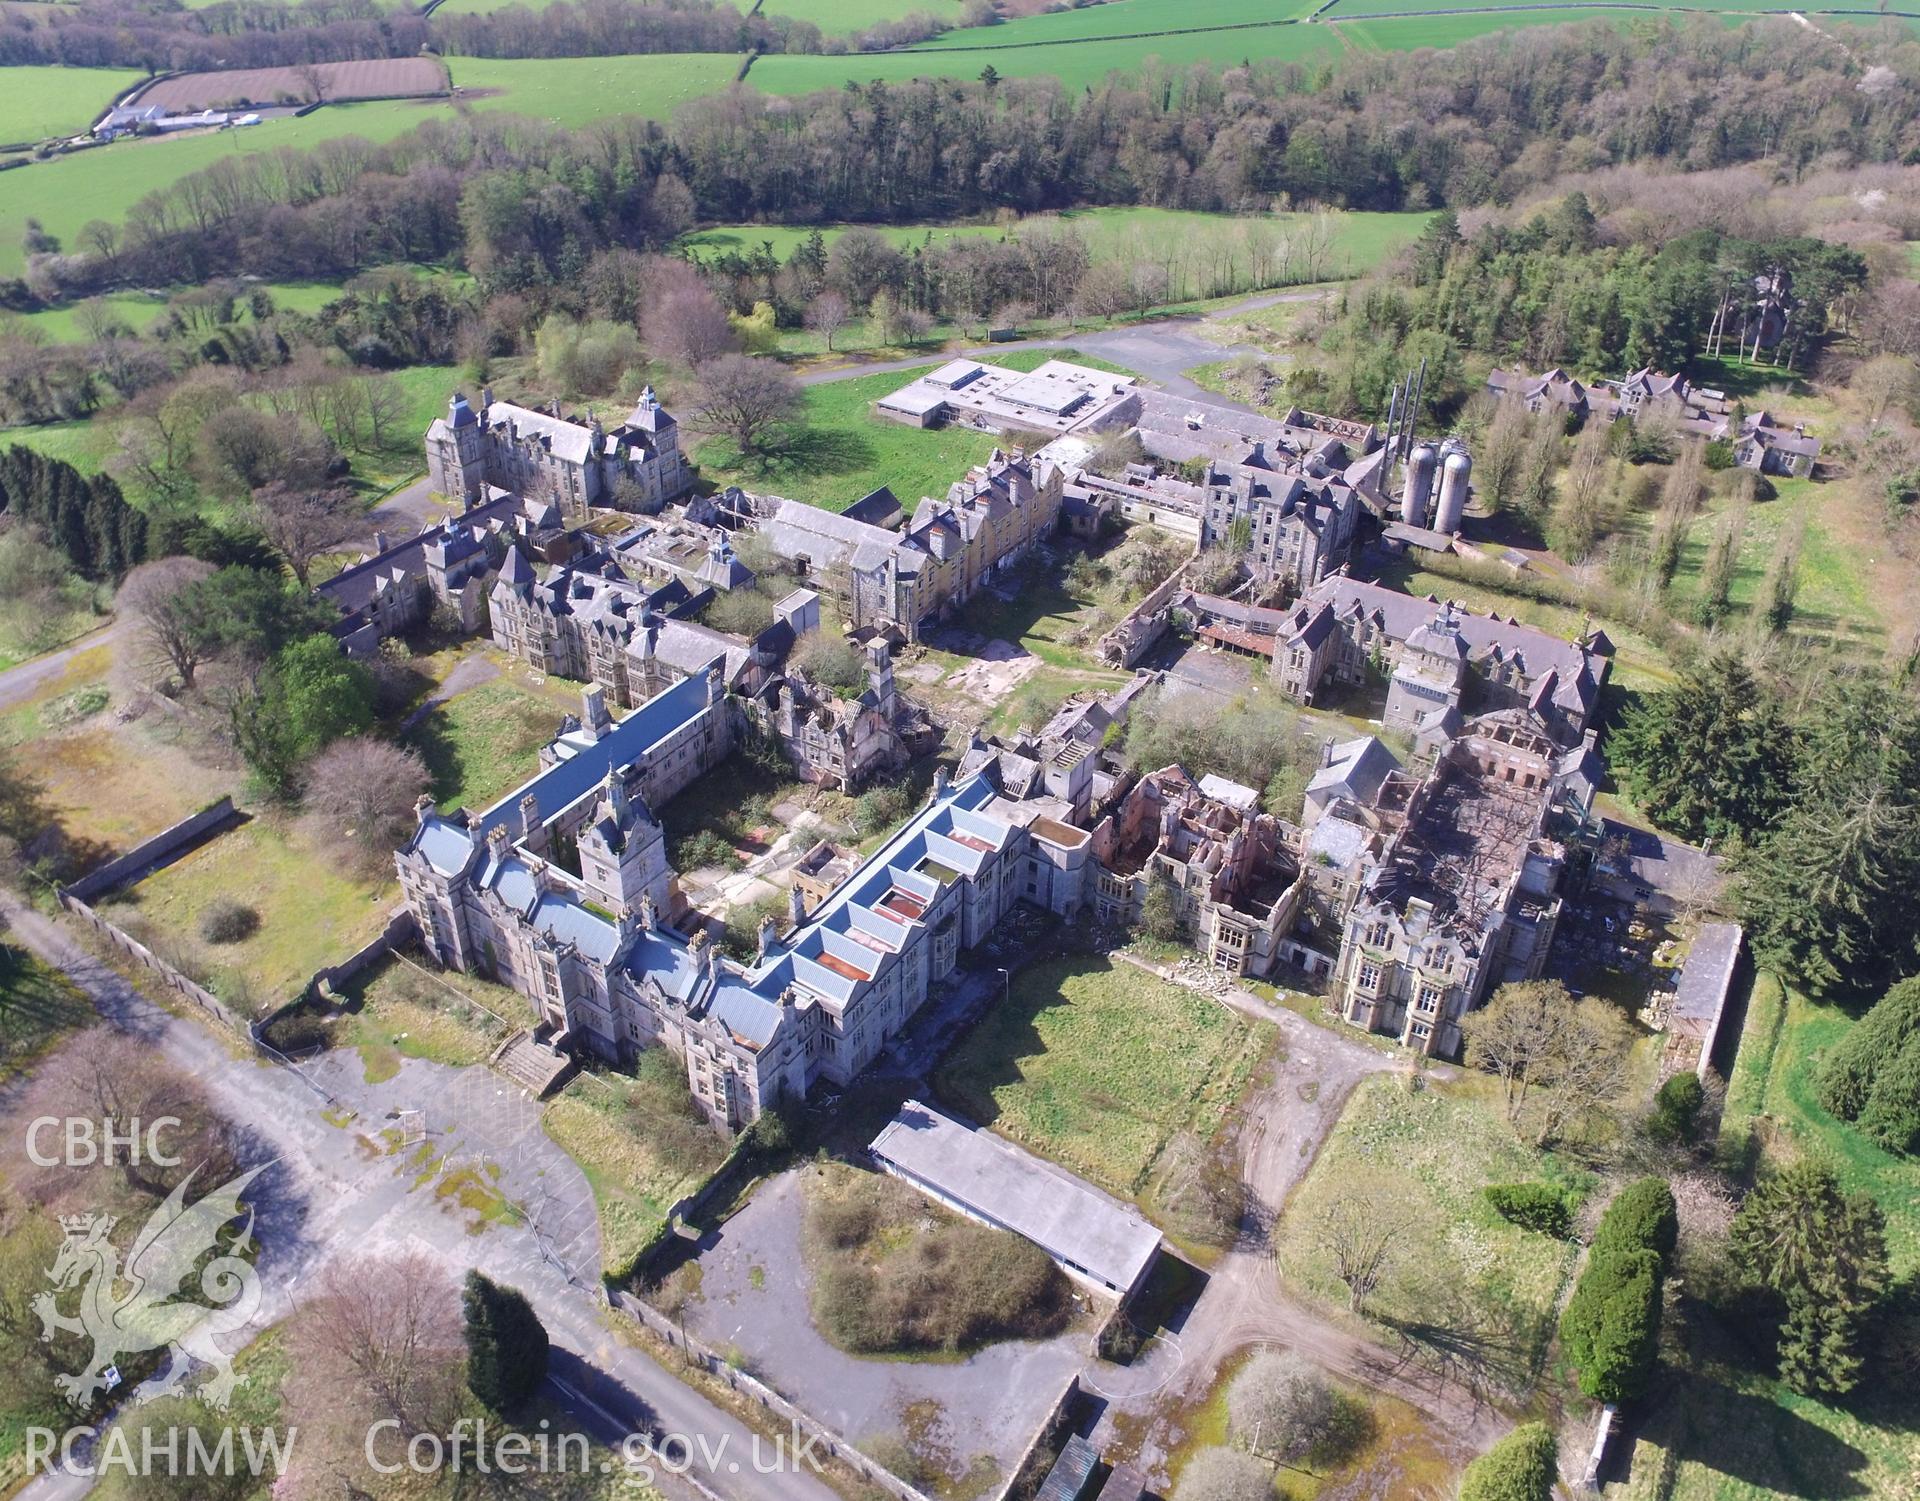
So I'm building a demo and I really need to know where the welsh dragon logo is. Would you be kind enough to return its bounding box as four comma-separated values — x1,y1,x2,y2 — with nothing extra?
32,1164,266,1410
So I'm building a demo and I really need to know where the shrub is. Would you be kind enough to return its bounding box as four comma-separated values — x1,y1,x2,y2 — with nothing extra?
1561,1245,1661,1371
674,830,739,871
1484,1182,1572,1238
1856,1033,1920,1154
1702,439,1735,471
1459,1422,1558,1501
1225,1349,1337,1462
1593,1177,1679,1267
1648,1072,1706,1144
199,900,259,945
1579,1262,1661,1404
854,779,916,836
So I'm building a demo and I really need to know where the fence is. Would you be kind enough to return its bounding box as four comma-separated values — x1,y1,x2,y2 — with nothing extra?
62,796,240,904
59,891,245,1035
608,1289,937,1501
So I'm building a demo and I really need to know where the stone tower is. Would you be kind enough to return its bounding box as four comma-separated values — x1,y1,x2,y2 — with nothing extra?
575,766,671,919
430,392,491,508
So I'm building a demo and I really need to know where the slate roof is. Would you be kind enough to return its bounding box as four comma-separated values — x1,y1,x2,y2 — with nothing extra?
474,671,713,837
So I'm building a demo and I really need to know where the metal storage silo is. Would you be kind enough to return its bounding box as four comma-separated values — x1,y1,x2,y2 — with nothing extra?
1402,441,1438,527
1435,442,1472,535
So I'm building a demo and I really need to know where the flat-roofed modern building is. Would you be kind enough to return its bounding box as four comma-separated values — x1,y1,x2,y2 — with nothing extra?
869,1100,1162,1298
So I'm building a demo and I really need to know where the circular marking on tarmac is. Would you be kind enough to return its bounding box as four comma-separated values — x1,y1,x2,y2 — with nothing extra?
1080,1327,1189,1400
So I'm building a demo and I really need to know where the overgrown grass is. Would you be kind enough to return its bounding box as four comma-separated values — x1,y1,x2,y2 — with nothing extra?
543,1053,731,1276
406,673,576,815
934,953,1261,1197
1272,1074,1584,1395
802,1160,1074,1355
102,816,393,1009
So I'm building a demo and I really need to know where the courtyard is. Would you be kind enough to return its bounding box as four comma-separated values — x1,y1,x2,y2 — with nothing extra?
933,953,1264,1200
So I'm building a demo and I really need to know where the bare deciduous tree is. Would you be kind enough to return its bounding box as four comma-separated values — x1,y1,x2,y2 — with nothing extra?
1315,1175,1409,1316
804,291,852,353
689,354,801,458
641,279,737,369
1225,1349,1337,1462
292,1251,465,1441
117,556,215,692
251,481,362,588
1462,980,1634,1147
303,738,430,853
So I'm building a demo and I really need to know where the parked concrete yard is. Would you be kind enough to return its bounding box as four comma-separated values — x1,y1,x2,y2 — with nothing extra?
670,1167,1088,1495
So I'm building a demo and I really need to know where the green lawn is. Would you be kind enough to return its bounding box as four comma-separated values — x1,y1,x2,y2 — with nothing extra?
692,347,1146,513
406,671,579,815
934,953,1262,1197
1605,970,1920,1501
102,816,394,1010
1272,1074,1584,1395
0,65,145,144
748,22,1340,94
694,361,1007,511
6,276,414,343
448,54,747,128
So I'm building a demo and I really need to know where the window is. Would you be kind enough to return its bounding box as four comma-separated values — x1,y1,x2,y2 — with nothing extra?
1358,962,1381,991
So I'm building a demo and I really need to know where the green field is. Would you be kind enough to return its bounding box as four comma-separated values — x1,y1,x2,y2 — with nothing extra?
749,21,1339,93
0,65,146,144
934,953,1261,1197
0,99,444,276
448,54,747,128
758,0,970,34
913,0,1324,49
1274,1075,1585,1394
9,279,357,342
0,55,742,276
1321,0,1785,14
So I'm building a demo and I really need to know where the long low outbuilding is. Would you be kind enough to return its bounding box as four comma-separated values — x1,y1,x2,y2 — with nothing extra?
868,1100,1161,1298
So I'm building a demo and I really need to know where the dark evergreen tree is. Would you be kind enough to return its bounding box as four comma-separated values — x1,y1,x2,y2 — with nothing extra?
1740,673,1920,997
1610,654,1793,845
1819,977,1920,1155
463,1271,550,1413
1729,1161,1889,1396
